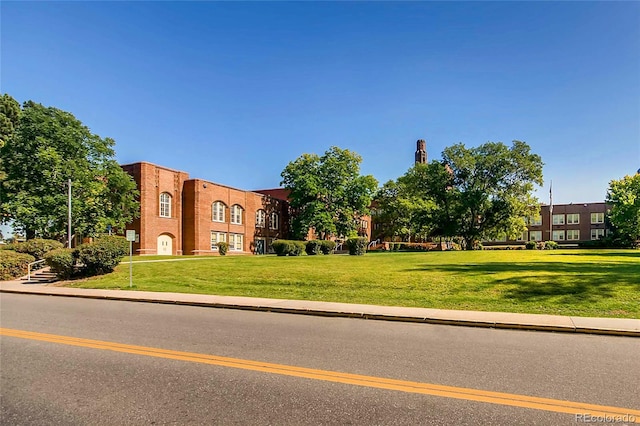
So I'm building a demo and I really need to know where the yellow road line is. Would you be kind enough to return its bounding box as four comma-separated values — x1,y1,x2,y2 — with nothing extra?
2,327,638,421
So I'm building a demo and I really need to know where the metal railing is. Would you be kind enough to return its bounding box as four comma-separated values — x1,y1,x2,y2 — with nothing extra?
27,259,46,282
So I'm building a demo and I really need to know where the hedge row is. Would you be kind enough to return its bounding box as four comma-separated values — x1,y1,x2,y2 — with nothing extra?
525,241,559,250
272,240,306,256
305,240,336,255
43,236,129,279
0,251,36,280
12,239,64,260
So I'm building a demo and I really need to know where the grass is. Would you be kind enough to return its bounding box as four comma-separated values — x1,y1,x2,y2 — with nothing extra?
64,250,640,319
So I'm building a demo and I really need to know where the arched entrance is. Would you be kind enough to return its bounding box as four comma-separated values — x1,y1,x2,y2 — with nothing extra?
157,234,173,255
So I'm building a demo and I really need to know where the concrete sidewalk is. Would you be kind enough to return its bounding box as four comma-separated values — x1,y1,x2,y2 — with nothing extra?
1,280,638,337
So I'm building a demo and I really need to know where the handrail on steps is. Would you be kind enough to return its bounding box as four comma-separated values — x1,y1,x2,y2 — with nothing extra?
27,259,46,282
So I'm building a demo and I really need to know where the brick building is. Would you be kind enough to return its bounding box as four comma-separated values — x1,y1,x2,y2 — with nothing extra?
122,162,288,255
486,202,610,246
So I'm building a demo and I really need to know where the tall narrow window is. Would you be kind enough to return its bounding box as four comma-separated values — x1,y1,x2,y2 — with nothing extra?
231,205,243,224
256,210,266,228
160,193,172,218
269,212,279,230
212,202,226,222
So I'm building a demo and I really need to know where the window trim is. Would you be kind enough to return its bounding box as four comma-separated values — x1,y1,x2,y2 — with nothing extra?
210,232,226,250
212,201,226,223
159,192,172,218
256,210,266,228
566,213,580,225
229,233,244,251
552,214,565,225
231,205,243,225
269,212,279,230
567,230,580,241
590,212,604,224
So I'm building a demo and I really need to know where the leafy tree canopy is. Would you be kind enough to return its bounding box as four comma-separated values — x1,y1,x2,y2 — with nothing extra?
400,140,543,249
373,179,435,242
281,146,378,240
606,173,640,246
0,96,139,241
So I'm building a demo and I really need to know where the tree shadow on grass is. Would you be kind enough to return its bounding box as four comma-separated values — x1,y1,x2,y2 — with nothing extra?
402,261,640,304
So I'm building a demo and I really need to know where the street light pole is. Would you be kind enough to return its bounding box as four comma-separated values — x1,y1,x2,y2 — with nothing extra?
68,179,72,248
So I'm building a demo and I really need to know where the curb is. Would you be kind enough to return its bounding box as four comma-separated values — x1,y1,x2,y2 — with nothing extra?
2,288,639,338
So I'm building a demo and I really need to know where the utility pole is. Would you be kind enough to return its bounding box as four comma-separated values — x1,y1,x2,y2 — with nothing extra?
67,179,72,248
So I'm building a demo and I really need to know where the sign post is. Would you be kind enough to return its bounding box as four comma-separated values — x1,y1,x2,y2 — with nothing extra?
126,230,136,288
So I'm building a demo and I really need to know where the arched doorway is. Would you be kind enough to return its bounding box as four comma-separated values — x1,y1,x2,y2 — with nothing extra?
157,234,173,255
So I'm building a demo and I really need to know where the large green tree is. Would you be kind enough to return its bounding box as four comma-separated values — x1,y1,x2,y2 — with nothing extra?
373,179,435,242
0,96,139,241
281,146,378,240
401,141,543,249
606,173,640,246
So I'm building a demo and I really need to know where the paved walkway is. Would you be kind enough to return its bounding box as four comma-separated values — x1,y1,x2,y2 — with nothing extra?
1,279,638,337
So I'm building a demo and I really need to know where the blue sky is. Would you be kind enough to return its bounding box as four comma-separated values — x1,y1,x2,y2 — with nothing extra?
2,1,639,210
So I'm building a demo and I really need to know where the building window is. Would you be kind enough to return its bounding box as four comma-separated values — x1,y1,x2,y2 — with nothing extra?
210,232,226,250
552,230,565,241
567,230,580,241
229,233,243,251
269,212,279,230
231,205,243,225
212,202,226,222
529,215,542,226
360,220,368,229
494,235,507,242
591,228,605,240
567,213,580,224
529,231,542,241
552,214,565,225
591,213,604,224
256,210,266,228
516,231,527,241
160,193,172,218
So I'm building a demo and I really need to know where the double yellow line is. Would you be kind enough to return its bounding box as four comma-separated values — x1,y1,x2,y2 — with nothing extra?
2,327,638,422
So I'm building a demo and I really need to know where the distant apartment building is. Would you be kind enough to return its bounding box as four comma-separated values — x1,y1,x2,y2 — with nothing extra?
121,162,288,255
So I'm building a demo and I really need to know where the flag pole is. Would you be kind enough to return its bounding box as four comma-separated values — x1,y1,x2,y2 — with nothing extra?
549,180,553,242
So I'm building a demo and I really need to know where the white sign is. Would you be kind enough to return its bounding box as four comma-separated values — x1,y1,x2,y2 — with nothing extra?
126,230,136,242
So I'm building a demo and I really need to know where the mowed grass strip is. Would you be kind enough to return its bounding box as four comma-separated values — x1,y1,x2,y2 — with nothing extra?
66,250,640,318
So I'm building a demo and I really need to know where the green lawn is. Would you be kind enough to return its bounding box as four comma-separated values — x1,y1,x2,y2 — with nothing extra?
65,250,640,318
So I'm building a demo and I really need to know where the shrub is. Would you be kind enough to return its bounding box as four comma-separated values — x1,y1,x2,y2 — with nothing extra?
14,239,63,260
346,237,368,256
291,241,305,256
544,241,559,250
272,240,306,256
305,240,321,255
217,242,228,255
0,243,16,251
272,240,290,256
0,251,35,280
525,241,537,250
76,236,128,275
44,248,76,280
319,240,336,255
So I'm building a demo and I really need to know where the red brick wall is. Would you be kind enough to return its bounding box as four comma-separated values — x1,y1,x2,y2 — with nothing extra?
182,179,287,255
122,162,189,255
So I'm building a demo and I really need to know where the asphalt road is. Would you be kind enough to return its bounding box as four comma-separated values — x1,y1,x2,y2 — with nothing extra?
1,293,638,425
